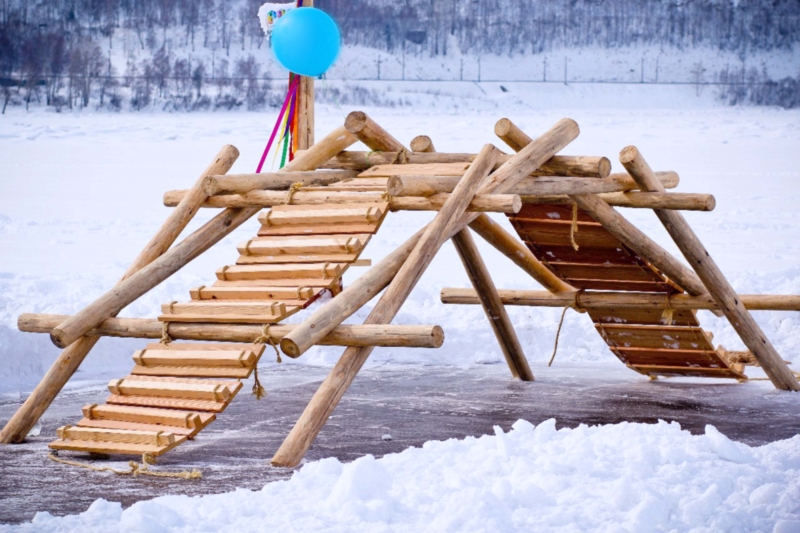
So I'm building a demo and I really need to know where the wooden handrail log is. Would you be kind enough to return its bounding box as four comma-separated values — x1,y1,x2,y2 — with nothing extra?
206,170,357,195
163,190,522,213
523,192,715,211
440,289,800,311
19,314,444,348
319,151,610,178
387,172,679,197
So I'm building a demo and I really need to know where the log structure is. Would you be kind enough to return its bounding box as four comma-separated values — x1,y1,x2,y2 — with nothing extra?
5,107,798,467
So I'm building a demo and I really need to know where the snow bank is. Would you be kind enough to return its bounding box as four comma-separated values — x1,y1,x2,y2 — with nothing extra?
7,420,800,532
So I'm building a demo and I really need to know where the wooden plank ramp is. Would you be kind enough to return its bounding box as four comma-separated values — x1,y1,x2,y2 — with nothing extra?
507,203,746,380
51,192,393,457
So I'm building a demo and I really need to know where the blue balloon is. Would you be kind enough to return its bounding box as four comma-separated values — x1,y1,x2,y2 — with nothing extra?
271,8,340,77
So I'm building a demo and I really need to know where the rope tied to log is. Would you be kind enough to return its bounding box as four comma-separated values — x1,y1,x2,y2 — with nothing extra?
251,324,285,400
570,202,580,252
662,293,674,326
160,322,173,347
48,451,202,480
548,289,586,367
285,182,303,205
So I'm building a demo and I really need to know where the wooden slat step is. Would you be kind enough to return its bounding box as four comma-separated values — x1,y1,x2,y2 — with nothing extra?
588,308,700,327
76,418,200,437
133,349,256,368
530,244,641,266
630,364,746,380
216,263,345,281
548,262,666,284
159,301,301,324
236,253,359,265
513,219,622,248
210,278,339,289
192,285,322,301
107,395,232,413
259,203,385,226
107,377,236,402
358,162,472,178
513,203,598,223
238,235,370,256
56,425,180,447
302,177,389,192
596,324,715,351
611,347,724,368
565,278,675,293
49,438,182,457
81,403,207,429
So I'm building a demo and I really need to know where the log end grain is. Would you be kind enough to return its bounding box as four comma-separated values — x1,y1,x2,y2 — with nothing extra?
494,118,513,137
597,157,612,179
619,145,640,165
344,111,368,135
410,135,435,153
279,338,302,358
431,325,445,348
50,328,68,349
704,195,717,212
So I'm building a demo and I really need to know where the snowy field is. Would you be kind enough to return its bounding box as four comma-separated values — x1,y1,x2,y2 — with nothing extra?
2,85,800,530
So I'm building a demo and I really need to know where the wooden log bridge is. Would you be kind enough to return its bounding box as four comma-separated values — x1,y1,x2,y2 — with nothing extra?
5,108,797,467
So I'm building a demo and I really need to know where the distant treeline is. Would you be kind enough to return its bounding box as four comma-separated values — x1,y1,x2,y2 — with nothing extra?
1,0,798,112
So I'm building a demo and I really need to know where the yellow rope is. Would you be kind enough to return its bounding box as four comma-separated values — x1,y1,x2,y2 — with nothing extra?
548,290,586,367
48,452,201,480
250,324,285,400
285,182,303,204
160,321,172,347
570,202,580,251
662,293,674,326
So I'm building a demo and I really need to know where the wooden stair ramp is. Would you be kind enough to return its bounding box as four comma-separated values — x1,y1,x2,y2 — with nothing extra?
49,342,265,457
160,198,390,326
508,203,746,380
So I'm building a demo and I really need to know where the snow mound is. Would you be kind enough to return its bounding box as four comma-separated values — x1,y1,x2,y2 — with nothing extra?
9,420,800,532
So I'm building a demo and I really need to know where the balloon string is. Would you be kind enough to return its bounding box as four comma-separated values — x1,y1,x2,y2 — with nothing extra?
255,76,301,173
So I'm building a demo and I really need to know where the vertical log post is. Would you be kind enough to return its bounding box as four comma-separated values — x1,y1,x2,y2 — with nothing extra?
296,0,314,150
1,145,240,444
452,228,533,380
620,146,799,391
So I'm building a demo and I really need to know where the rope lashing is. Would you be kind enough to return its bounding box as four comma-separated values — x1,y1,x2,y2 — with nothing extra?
160,322,173,347
251,324,285,400
548,289,586,367
366,150,380,164
285,181,303,204
570,202,580,252
48,451,201,480
662,293,674,326
322,262,332,279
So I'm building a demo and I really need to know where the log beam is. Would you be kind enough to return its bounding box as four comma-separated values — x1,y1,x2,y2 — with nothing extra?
452,228,533,380
0,145,239,444
387,172,679,197
18,314,444,348
164,189,522,213
440,288,800,312
620,145,799,391
323,151,609,178
344,111,405,152
207,170,357,195
524,192,715,212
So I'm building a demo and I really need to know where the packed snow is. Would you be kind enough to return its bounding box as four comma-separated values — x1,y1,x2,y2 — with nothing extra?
4,420,799,532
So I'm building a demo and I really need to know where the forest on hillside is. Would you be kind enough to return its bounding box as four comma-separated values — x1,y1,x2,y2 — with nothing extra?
1,0,798,111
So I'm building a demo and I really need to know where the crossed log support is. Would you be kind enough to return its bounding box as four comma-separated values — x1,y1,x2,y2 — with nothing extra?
3,109,796,470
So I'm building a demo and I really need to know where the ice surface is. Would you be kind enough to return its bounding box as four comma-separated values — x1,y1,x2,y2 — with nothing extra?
3,420,799,532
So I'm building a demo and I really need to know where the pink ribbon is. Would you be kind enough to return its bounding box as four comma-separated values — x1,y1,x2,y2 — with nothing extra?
256,76,301,173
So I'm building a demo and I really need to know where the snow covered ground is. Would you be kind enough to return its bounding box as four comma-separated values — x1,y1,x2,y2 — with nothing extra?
5,419,800,532
2,86,800,530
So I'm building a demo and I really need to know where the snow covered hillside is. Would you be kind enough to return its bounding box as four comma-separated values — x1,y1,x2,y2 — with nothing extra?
2,101,800,397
